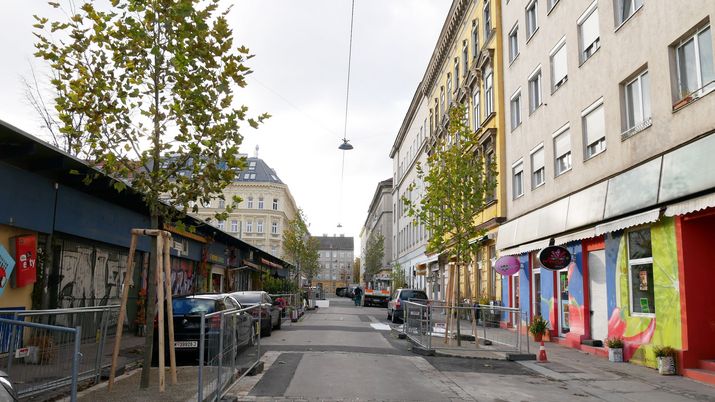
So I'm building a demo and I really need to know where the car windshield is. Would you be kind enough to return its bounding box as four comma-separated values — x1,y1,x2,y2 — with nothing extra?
400,290,428,300
233,293,262,304
172,298,216,315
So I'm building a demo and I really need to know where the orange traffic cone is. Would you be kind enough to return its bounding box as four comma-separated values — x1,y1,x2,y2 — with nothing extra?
537,340,548,362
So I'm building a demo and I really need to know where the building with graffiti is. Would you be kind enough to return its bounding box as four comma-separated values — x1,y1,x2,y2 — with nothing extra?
496,0,715,383
0,120,292,332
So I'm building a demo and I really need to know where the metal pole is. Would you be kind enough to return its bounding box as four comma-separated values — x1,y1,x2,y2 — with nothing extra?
427,304,432,351
95,307,109,384
71,326,82,402
217,313,224,401
7,324,15,371
198,311,205,402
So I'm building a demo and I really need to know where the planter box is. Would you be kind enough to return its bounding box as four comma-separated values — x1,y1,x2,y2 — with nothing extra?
657,356,676,375
608,348,623,362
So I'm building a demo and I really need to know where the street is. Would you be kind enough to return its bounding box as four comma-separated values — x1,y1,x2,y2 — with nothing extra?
226,298,715,402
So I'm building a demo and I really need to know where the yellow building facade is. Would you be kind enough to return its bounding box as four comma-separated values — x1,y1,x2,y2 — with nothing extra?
422,0,506,303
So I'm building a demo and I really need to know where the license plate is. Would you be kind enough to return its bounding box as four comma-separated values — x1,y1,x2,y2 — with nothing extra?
174,341,198,348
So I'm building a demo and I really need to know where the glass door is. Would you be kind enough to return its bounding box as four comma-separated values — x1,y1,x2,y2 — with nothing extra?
558,269,570,335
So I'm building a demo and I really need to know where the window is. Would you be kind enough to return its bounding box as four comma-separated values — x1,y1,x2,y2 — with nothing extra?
249,173,256,179
553,125,572,176
440,87,445,117
258,197,264,209
462,41,469,76
675,25,715,100
473,90,481,129
526,0,538,39
248,161,256,170
485,70,494,116
550,38,568,91
272,198,278,210
247,196,253,208
509,24,519,63
616,0,643,27
218,199,225,209
531,145,545,188
528,67,542,113
485,145,496,202
483,1,492,39
510,90,522,130
217,220,225,230
471,20,479,58
547,0,559,12
578,2,600,63
623,70,651,136
512,161,524,199
231,220,238,232
627,228,655,315
583,99,606,158
243,173,249,179
454,58,460,90
447,74,453,105
257,220,264,233
271,221,278,234
246,221,253,233
531,252,542,317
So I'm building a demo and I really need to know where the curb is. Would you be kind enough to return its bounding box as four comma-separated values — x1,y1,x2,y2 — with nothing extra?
433,349,507,361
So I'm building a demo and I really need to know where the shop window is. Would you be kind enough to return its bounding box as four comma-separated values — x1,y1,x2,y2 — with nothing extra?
627,227,655,315
531,251,542,317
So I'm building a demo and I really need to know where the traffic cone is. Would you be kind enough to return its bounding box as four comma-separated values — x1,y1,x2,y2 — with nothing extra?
537,340,548,362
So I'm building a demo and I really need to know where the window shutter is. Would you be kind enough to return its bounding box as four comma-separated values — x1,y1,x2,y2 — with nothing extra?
584,104,605,145
532,148,545,170
581,9,599,50
552,45,567,84
554,130,570,158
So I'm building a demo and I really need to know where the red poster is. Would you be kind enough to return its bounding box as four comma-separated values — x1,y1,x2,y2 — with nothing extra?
12,235,37,288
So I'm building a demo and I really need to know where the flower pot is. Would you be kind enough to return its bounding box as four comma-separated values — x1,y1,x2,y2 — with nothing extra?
608,348,623,362
657,356,676,375
532,333,543,342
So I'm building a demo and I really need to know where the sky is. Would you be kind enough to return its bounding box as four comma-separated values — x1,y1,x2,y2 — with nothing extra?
0,1,450,252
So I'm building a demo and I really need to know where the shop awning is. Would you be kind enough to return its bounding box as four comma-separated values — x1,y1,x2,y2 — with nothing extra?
518,239,551,254
499,246,520,256
594,208,661,236
554,227,597,246
665,191,715,217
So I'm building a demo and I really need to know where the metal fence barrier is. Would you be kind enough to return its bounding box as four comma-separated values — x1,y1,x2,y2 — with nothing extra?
403,302,529,355
0,305,118,400
197,304,261,402
268,293,302,322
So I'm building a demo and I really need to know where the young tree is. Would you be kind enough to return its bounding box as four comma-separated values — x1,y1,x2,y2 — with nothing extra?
390,263,406,291
283,210,311,286
302,237,320,283
363,233,385,286
352,257,361,285
33,0,268,387
403,104,496,344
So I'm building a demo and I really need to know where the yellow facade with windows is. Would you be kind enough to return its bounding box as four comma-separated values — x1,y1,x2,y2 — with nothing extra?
423,0,506,303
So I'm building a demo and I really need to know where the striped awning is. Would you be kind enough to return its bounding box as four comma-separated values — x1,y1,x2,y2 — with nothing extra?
665,192,715,217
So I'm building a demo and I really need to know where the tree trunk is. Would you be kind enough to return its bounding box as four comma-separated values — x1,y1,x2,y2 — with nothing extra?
456,260,461,347
140,214,159,388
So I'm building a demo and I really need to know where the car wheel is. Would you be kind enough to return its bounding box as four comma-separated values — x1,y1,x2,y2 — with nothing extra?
275,315,282,330
263,321,272,337
391,310,399,324
387,310,392,320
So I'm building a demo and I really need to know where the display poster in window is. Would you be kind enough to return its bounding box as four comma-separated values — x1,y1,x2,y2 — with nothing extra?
639,270,648,291
538,246,572,270
640,297,650,314
10,235,36,288
0,245,15,296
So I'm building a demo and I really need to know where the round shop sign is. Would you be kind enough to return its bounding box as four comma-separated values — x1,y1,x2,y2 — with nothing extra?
494,255,520,276
538,246,572,271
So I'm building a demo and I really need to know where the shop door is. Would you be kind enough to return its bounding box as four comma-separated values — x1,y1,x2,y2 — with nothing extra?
588,250,607,342
511,274,520,326
557,269,570,336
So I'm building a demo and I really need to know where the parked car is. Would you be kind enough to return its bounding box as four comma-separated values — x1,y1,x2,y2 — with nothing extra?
335,287,347,297
387,289,429,323
229,291,282,337
0,370,17,401
152,293,255,365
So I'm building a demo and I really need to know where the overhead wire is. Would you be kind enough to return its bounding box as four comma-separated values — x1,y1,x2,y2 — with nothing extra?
338,0,356,230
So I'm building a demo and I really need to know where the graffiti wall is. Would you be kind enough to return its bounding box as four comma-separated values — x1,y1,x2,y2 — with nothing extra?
607,217,682,368
57,240,130,308
171,257,195,296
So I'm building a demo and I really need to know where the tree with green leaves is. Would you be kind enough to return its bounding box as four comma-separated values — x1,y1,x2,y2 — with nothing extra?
363,233,385,286
33,0,268,387
352,257,361,285
282,211,319,286
403,104,496,344
390,262,406,291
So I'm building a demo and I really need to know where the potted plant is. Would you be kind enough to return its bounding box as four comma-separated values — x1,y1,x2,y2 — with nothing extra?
653,345,677,375
605,337,624,362
528,315,549,342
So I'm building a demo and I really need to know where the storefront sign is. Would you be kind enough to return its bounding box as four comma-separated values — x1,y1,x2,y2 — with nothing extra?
0,245,15,296
538,246,572,271
11,235,37,288
494,256,520,276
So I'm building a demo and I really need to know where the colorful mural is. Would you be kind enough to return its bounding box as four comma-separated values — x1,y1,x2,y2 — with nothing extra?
608,217,682,368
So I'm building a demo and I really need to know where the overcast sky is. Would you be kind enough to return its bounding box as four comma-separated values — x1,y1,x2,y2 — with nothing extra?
0,1,449,252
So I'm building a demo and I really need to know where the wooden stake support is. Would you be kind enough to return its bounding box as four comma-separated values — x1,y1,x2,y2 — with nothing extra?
108,229,177,392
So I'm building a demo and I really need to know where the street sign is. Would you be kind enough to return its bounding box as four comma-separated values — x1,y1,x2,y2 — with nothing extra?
494,255,520,276
538,246,572,270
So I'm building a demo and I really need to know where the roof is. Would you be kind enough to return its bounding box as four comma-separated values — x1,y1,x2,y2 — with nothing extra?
235,157,283,184
312,236,354,251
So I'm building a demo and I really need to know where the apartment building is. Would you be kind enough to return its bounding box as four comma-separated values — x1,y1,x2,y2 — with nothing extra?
498,0,715,378
313,235,355,295
360,179,393,290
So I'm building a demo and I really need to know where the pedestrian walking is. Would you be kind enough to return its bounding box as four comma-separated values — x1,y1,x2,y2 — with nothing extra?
353,286,362,306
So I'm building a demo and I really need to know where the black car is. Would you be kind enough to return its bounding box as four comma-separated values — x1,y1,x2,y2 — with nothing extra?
152,294,255,365
229,291,282,337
